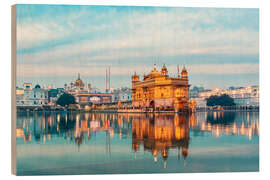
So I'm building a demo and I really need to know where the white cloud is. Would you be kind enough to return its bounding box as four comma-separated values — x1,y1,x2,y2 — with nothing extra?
17,63,258,78
171,63,259,75
17,25,258,65
17,7,259,72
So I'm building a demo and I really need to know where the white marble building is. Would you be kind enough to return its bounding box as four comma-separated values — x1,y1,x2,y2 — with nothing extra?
16,83,49,107
198,86,259,107
111,88,132,103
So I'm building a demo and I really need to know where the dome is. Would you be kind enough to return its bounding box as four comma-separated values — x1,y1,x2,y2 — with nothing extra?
150,64,161,77
35,84,41,89
75,79,84,87
132,72,139,81
161,64,168,75
74,73,85,88
181,66,188,78
162,64,167,71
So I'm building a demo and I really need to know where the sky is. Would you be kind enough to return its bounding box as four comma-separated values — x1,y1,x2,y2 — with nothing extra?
16,4,259,90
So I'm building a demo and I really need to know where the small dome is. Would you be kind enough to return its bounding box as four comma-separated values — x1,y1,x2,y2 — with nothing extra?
162,64,167,71
181,66,188,77
132,72,139,81
132,71,139,78
161,64,168,75
74,73,85,88
35,84,41,89
75,79,84,87
150,64,160,77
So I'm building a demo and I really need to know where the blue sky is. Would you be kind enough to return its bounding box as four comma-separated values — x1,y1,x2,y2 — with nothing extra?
16,4,259,90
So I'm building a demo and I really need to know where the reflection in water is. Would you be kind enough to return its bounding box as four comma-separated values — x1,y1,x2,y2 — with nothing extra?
197,112,259,139
16,111,259,174
131,114,189,168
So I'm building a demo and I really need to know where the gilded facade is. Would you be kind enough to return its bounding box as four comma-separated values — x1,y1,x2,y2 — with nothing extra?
132,64,190,112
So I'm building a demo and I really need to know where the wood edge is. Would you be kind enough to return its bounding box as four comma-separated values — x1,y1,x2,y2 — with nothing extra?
11,4,17,176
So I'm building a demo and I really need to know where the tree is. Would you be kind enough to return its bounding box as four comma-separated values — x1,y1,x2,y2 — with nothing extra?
206,94,235,107
56,93,76,107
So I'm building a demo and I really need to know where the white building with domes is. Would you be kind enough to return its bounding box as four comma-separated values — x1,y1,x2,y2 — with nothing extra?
16,83,49,107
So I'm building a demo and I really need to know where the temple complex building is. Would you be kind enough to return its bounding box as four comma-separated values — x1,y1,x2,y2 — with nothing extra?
16,83,48,107
131,64,191,112
66,73,112,105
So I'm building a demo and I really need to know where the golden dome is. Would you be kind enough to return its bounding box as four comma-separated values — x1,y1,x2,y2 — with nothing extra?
132,72,139,81
75,73,85,88
151,64,159,73
161,64,168,75
150,64,161,77
181,66,188,78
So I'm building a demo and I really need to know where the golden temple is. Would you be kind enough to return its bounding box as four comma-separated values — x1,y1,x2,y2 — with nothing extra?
131,64,192,112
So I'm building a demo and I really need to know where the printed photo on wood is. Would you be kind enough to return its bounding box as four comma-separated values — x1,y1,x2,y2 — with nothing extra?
11,4,259,175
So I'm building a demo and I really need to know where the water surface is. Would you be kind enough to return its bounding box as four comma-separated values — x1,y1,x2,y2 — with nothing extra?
16,111,259,175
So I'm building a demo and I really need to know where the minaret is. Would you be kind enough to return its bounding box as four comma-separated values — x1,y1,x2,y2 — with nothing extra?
106,68,108,92
177,65,180,77
108,66,111,91
105,67,111,93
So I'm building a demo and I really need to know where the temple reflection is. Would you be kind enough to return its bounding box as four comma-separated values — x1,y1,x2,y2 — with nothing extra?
130,113,190,167
16,111,259,167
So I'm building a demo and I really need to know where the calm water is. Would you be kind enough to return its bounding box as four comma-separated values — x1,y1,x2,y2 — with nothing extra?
16,111,259,175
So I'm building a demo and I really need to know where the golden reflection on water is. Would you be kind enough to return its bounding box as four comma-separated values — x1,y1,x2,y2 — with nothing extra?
130,113,190,166
16,111,259,166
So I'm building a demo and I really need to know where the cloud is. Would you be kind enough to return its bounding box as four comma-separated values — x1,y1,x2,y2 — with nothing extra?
17,63,258,78
17,21,67,49
17,6,259,66
178,63,259,75
16,5,259,90
17,26,258,66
